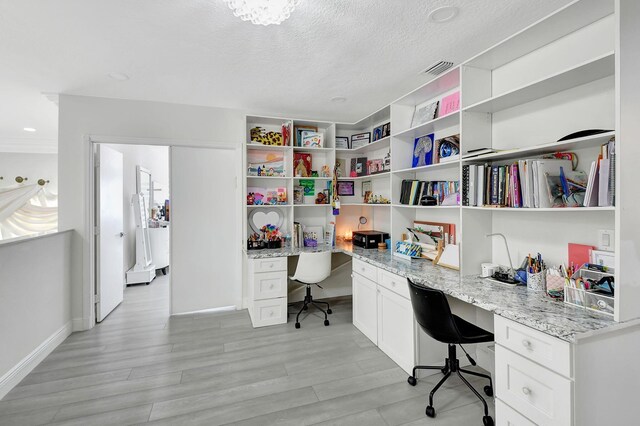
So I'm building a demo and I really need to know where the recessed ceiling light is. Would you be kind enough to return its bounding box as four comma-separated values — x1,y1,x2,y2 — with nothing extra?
428,6,459,23
108,72,130,81
331,96,347,103
23,127,36,132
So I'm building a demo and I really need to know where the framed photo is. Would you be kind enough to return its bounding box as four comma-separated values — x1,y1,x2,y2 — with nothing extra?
362,180,372,194
411,101,439,128
372,125,383,142
413,133,435,168
381,122,391,138
294,125,318,147
337,180,355,196
351,132,371,149
335,136,349,149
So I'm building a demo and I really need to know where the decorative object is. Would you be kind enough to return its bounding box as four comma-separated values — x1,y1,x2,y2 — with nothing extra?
351,132,371,149
304,225,324,246
250,126,284,145
320,165,331,177
381,122,391,138
337,180,355,196
281,122,291,146
335,136,349,149
367,159,384,175
439,91,460,117
301,131,323,147
224,0,300,26
247,151,285,176
351,157,368,177
315,191,327,204
413,133,435,167
383,151,391,171
247,186,287,205
411,101,439,127
335,158,347,177
343,230,353,241
293,152,312,177
311,170,319,177
248,207,285,233
293,186,304,204
372,125,383,142
294,125,318,147
299,179,315,196
435,134,460,163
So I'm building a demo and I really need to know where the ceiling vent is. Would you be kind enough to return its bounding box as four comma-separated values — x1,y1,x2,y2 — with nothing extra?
421,61,454,76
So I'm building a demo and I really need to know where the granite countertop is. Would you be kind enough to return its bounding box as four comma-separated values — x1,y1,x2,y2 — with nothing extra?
245,240,621,343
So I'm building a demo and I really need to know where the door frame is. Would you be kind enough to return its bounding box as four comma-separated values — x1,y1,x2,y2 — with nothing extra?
85,135,241,328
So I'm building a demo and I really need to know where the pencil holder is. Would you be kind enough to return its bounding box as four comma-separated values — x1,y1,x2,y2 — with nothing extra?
527,270,546,292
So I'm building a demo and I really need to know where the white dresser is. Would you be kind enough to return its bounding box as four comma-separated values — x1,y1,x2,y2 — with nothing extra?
247,257,288,327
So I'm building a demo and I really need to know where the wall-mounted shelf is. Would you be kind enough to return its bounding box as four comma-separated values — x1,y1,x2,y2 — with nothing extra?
392,204,459,210
338,172,390,181
336,137,390,155
393,161,459,174
461,206,615,212
342,203,391,207
392,112,460,142
246,204,292,208
246,144,291,151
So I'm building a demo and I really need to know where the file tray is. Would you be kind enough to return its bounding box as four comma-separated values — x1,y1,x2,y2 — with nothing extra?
564,266,615,316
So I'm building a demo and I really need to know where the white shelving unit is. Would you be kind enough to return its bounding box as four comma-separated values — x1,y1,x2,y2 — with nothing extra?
243,0,636,325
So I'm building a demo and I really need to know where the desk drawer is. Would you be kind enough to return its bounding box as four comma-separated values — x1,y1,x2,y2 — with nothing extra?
495,316,571,378
378,269,409,300
251,257,287,273
496,345,571,426
495,399,536,426
252,271,287,300
353,258,378,283
251,298,287,327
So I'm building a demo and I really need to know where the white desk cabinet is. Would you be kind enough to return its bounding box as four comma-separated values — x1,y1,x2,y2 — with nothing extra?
352,272,378,345
352,260,416,374
247,258,288,327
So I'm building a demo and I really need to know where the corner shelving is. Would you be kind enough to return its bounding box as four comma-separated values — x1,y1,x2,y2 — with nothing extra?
336,136,390,155
393,161,459,174
392,112,460,142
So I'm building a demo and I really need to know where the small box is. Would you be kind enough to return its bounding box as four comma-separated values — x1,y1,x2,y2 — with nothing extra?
353,230,390,249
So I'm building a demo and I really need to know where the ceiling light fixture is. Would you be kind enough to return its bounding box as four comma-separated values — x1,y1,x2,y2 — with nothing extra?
428,6,459,23
108,72,130,81
225,0,300,26
23,127,37,132
330,96,347,103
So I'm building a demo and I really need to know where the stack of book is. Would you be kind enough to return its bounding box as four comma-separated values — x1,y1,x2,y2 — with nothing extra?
584,138,615,207
399,180,459,205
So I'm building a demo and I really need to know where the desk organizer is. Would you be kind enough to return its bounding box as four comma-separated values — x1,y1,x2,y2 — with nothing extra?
564,266,615,316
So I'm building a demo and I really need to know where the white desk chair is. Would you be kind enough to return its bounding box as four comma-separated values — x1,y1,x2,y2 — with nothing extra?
289,251,333,329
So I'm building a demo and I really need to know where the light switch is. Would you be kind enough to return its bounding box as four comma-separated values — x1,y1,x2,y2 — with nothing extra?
597,229,614,251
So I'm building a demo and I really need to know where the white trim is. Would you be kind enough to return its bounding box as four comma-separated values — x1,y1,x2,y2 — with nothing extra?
170,305,237,316
0,321,72,399
72,317,88,332
0,140,57,154
88,135,237,151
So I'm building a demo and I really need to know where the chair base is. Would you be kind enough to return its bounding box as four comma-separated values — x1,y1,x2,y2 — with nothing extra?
287,284,332,328
408,344,494,425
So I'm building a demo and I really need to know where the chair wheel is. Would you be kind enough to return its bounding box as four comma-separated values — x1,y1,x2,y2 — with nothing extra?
425,406,435,418
324,319,330,326
303,305,308,310
407,376,417,386
295,322,300,329
484,385,493,397
327,309,332,314
441,367,448,375
483,415,494,426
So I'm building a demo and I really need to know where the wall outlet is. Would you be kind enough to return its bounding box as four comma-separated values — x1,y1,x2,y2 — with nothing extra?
597,229,615,251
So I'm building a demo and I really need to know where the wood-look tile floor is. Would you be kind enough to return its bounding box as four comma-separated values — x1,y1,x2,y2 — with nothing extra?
1,273,494,425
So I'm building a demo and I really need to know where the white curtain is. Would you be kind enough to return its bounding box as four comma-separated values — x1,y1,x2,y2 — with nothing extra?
0,184,58,240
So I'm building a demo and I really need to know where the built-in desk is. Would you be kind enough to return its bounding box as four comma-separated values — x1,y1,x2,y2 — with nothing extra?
245,241,639,425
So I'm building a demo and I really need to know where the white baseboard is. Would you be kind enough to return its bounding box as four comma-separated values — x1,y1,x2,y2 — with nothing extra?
0,321,72,399
72,317,88,331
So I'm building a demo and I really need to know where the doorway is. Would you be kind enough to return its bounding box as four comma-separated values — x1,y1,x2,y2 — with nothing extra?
91,139,241,326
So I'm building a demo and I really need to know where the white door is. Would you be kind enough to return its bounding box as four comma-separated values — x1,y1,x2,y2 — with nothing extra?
352,272,378,344
170,146,239,314
96,145,125,322
377,286,415,374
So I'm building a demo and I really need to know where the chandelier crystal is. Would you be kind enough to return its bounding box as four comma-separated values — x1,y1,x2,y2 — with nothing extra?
225,0,300,26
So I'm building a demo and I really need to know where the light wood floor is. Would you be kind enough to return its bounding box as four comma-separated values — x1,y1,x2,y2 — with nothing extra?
0,273,494,425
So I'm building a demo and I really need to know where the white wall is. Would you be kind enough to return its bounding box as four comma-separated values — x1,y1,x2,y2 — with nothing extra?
104,144,168,271
0,231,72,399
58,95,244,330
0,152,58,192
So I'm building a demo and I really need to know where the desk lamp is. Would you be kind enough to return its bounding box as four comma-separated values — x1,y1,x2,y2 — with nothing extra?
485,233,519,285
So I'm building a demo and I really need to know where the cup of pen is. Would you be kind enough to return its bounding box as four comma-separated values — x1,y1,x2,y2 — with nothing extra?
527,269,546,292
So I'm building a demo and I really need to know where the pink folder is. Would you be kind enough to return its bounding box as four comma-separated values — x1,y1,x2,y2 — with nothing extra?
439,92,460,117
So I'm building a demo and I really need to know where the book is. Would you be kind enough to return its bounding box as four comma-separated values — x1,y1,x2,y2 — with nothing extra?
469,165,477,206
607,139,616,206
301,131,323,148
490,166,499,205
476,165,485,206
411,101,439,127
584,160,600,207
462,165,470,206
439,91,460,117
413,134,435,167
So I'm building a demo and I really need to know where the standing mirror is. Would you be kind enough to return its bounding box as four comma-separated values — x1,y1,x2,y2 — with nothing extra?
136,166,153,218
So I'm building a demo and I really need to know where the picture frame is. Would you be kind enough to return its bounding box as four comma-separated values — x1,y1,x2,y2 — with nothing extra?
381,122,391,138
362,180,372,194
294,125,318,147
351,132,371,149
337,180,355,196
411,101,439,128
335,136,349,149
372,125,383,142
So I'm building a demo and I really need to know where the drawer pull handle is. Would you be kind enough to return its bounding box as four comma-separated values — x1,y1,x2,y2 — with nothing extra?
522,340,532,349
522,387,531,395
269,264,274,268
269,284,274,289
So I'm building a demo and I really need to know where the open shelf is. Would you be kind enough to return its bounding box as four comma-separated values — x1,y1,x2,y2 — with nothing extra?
462,131,615,163
463,52,614,114
247,175,290,180
342,203,391,207
246,143,291,151
392,112,460,142
336,136,390,155
294,204,331,208
292,146,334,152
393,160,459,174
246,204,292,208
462,206,615,212
292,176,332,180
338,172,390,181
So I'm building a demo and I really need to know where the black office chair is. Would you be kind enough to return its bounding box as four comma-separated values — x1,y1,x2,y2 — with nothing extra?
407,279,494,426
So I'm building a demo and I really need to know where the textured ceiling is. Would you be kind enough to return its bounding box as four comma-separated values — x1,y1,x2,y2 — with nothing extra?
0,0,573,151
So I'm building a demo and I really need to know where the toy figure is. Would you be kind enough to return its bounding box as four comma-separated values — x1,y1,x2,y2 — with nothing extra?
321,165,331,177
315,192,327,204
247,192,255,205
